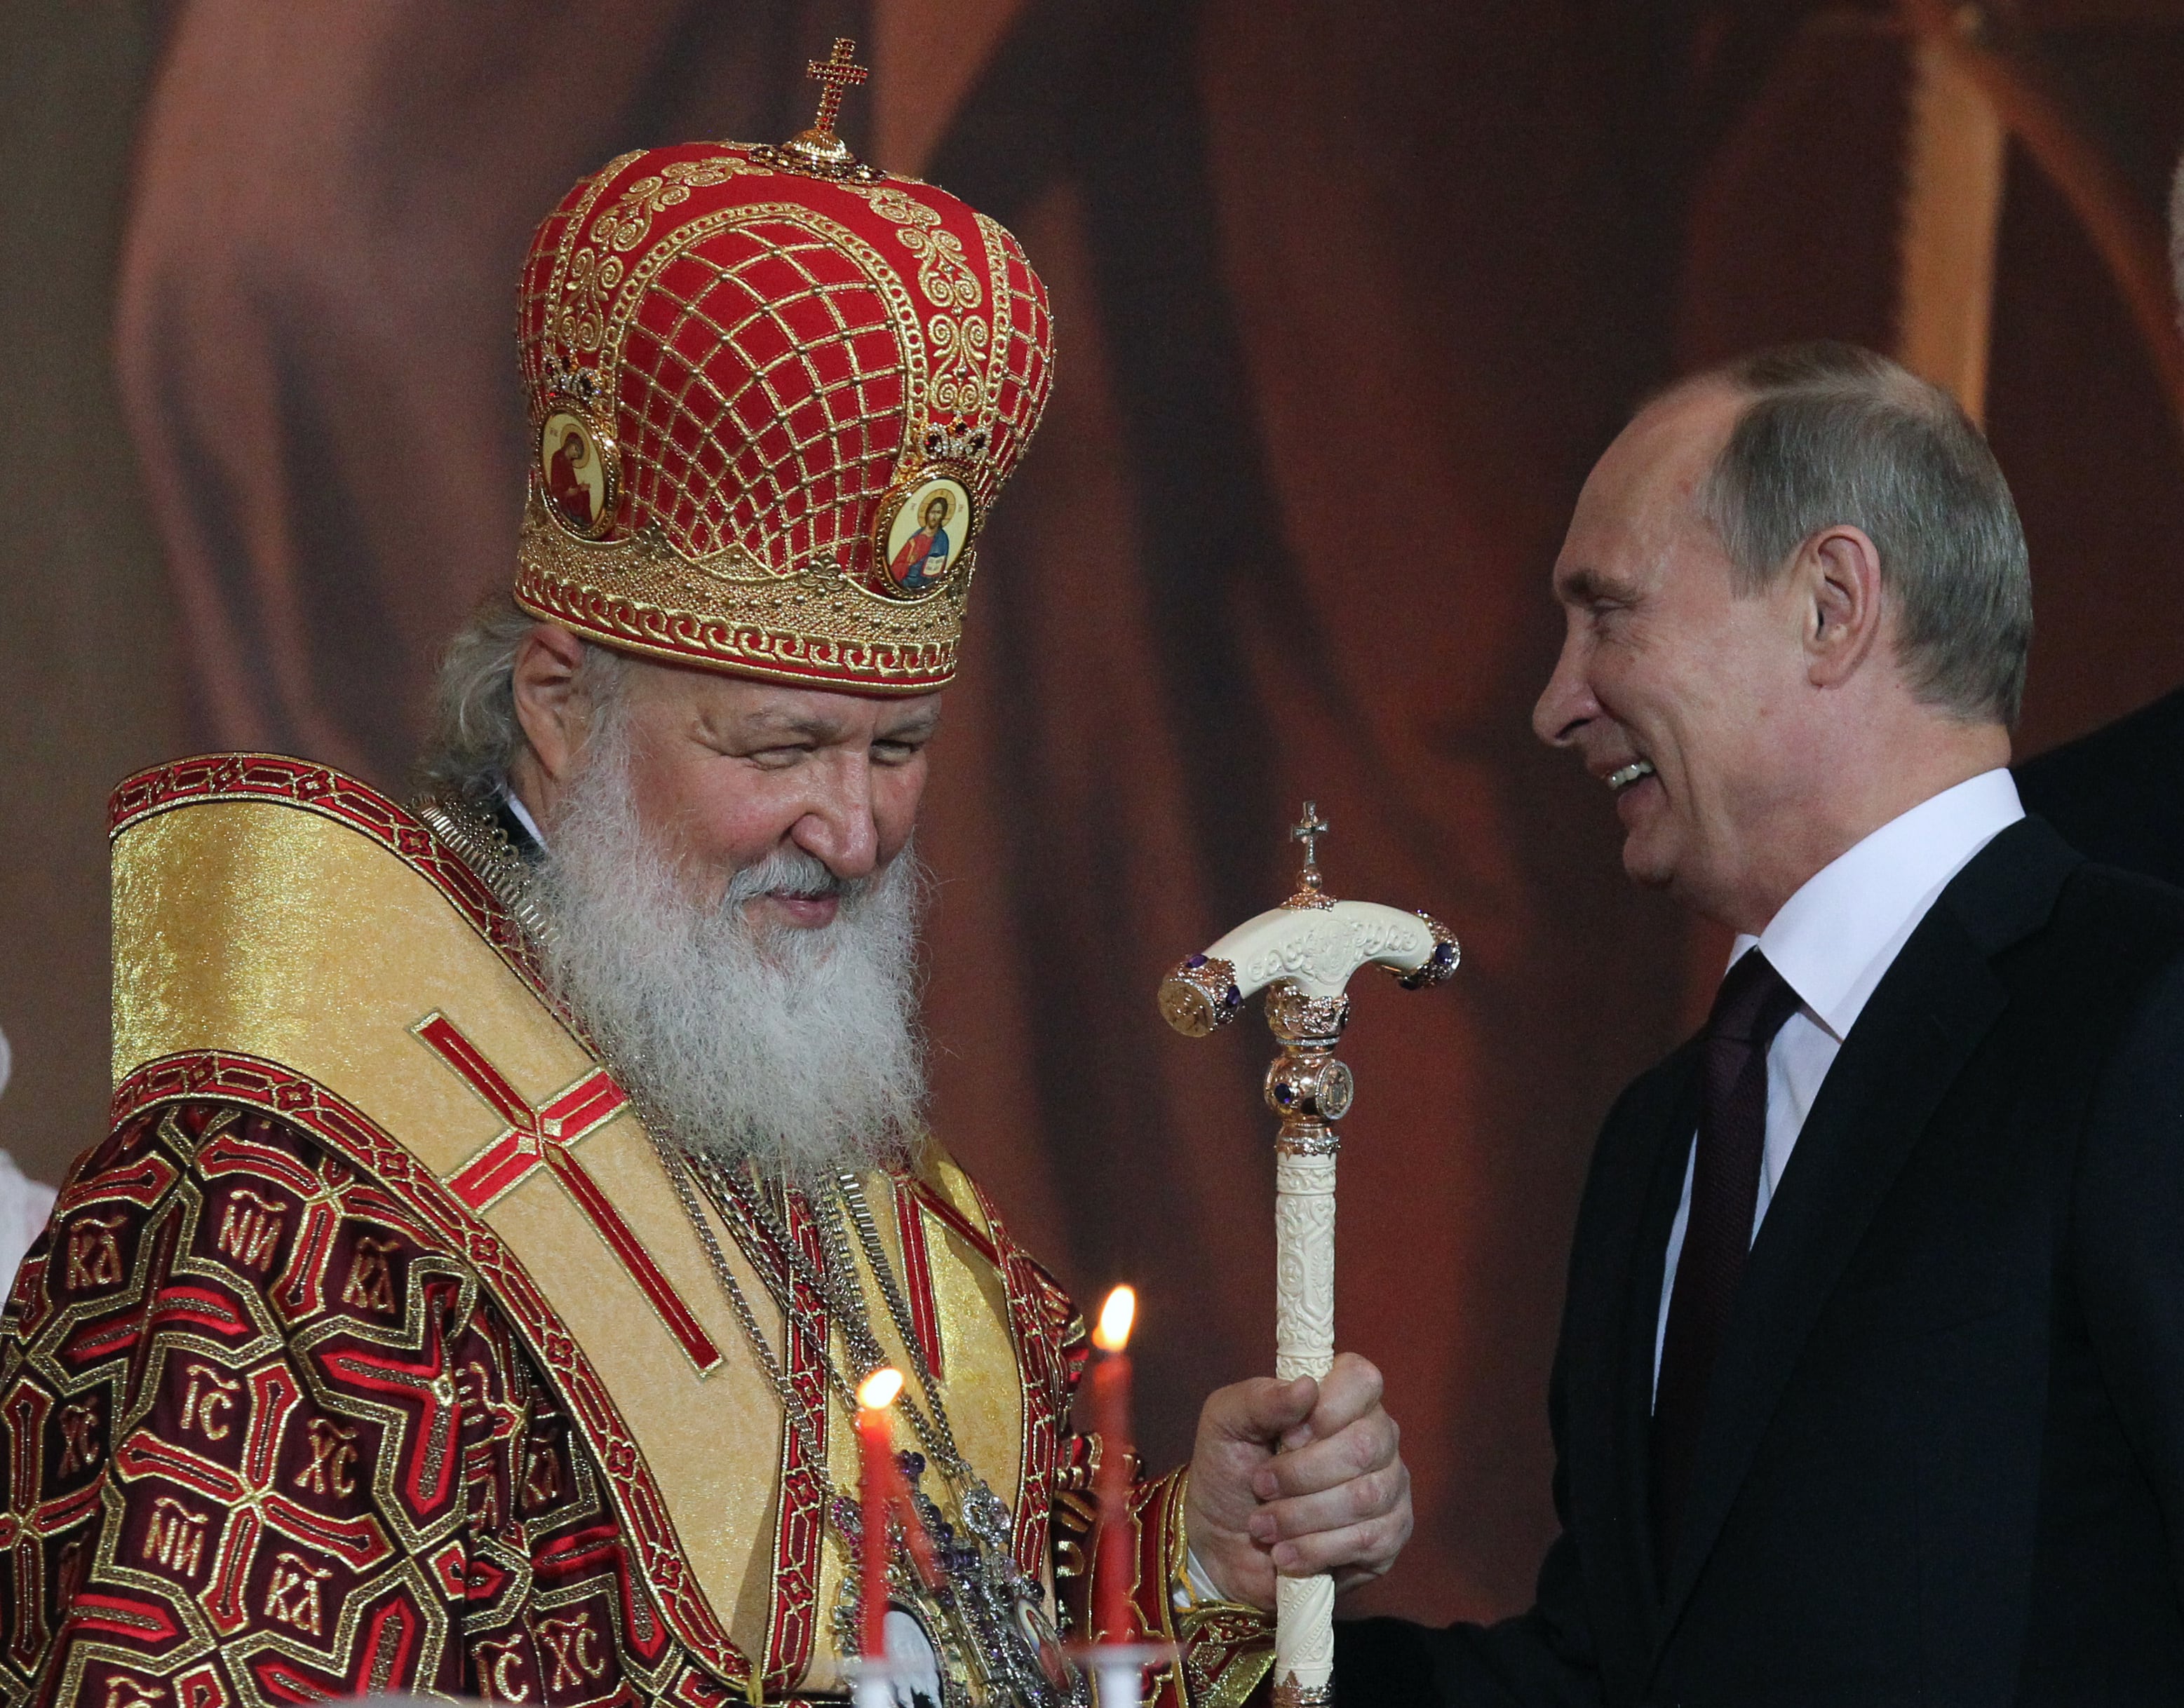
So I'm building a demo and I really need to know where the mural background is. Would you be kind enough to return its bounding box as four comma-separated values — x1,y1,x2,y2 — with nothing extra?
7,0,2184,1622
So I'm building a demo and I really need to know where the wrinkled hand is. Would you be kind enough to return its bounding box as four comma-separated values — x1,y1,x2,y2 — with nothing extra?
1182,1351,1411,1608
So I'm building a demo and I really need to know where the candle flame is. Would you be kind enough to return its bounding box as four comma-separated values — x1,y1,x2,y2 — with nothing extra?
1093,1285,1136,1353
858,1367,903,1409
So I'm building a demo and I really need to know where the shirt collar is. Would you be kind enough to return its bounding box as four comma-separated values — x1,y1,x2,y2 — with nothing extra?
1732,767,2023,1042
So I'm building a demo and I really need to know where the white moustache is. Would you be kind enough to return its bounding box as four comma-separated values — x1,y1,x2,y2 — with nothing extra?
532,719,929,1182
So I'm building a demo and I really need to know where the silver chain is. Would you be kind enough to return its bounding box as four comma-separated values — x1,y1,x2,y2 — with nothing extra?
736,1163,893,1377
834,1170,963,1457
642,1128,832,1470
696,1155,969,1483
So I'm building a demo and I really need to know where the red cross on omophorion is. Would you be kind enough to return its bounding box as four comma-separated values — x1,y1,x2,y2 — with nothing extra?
414,1012,723,1374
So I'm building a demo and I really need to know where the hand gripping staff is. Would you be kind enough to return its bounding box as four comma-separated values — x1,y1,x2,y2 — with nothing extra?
1155,804,1459,1708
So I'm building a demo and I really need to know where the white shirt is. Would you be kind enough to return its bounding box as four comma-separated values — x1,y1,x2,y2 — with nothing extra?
1652,768,2025,1395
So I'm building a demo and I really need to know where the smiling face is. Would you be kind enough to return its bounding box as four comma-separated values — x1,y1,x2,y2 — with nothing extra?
607,665,941,933
499,622,941,1167
509,624,942,937
1532,384,1819,930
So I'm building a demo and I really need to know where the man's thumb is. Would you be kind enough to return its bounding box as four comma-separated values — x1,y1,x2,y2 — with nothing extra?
1227,1374,1317,1441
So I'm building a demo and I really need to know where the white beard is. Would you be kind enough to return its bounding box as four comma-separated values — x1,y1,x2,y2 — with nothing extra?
530,726,929,1184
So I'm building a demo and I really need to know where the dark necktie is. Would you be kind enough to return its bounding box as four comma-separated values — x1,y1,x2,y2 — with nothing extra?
1651,947,1802,1568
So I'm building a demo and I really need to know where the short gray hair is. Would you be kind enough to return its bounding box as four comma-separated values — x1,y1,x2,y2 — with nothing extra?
1684,341,2033,727
414,592,625,803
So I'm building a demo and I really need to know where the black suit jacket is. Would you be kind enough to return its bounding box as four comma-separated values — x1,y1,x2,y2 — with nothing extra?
2016,684,2184,890
1342,818,2184,1705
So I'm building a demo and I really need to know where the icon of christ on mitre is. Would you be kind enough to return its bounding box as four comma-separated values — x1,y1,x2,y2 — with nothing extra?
1,46,1412,1708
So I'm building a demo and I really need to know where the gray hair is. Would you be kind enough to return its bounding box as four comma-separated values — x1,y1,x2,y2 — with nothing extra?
1680,341,2033,728
414,592,626,803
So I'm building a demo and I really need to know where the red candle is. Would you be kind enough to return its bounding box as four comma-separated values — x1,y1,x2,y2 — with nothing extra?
858,1367,905,1662
1091,1285,1138,1645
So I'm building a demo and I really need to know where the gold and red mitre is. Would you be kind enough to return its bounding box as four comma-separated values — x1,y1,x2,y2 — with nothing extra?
513,43,1053,693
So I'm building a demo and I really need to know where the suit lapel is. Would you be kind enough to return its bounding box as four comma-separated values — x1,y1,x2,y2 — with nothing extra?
1558,1042,1699,1669
1650,818,2078,1647
1620,1063,1695,1624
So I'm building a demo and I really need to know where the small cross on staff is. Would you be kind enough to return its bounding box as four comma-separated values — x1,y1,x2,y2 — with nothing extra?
805,37,870,138
1291,801,1330,890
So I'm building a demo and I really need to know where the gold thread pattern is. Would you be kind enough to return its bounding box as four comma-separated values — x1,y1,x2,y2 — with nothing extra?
511,138,1052,690
514,494,966,691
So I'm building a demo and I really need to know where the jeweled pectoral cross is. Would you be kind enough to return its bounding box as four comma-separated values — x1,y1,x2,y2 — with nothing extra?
805,37,870,137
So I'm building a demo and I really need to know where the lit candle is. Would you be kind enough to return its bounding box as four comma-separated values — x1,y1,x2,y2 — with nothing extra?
858,1366,905,1666
1091,1285,1137,1647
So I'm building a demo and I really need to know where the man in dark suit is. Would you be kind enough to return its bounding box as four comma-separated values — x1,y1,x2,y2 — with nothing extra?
1316,342,2184,1704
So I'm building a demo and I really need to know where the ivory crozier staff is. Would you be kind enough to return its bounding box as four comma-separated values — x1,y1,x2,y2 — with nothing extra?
1156,804,1459,1708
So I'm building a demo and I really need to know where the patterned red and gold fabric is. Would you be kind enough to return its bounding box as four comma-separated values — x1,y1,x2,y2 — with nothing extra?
0,1101,1267,1705
0,1101,687,1706
511,126,1054,693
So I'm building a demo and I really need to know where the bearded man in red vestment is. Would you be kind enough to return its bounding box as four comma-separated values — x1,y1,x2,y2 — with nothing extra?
0,62,1410,1708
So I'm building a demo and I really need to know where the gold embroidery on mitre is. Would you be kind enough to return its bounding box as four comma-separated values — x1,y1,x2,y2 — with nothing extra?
598,157,762,255
539,198,941,581
600,201,926,457
544,156,635,362
844,182,995,419
975,212,1040,435
514,492,974,690
516,137,1044,688
560,156,768,358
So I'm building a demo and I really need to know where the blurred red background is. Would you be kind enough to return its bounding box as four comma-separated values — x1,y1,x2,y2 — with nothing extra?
6,0,2184,1625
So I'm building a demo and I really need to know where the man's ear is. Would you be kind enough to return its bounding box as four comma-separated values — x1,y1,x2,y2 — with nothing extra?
1800,524,1885,689
510,624,593,787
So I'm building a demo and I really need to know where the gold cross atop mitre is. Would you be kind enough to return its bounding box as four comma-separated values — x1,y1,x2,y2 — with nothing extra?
774,37,873,178
807,37,869,135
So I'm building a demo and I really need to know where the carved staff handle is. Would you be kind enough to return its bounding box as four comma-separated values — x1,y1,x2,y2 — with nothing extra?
1157,811,1459,1708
